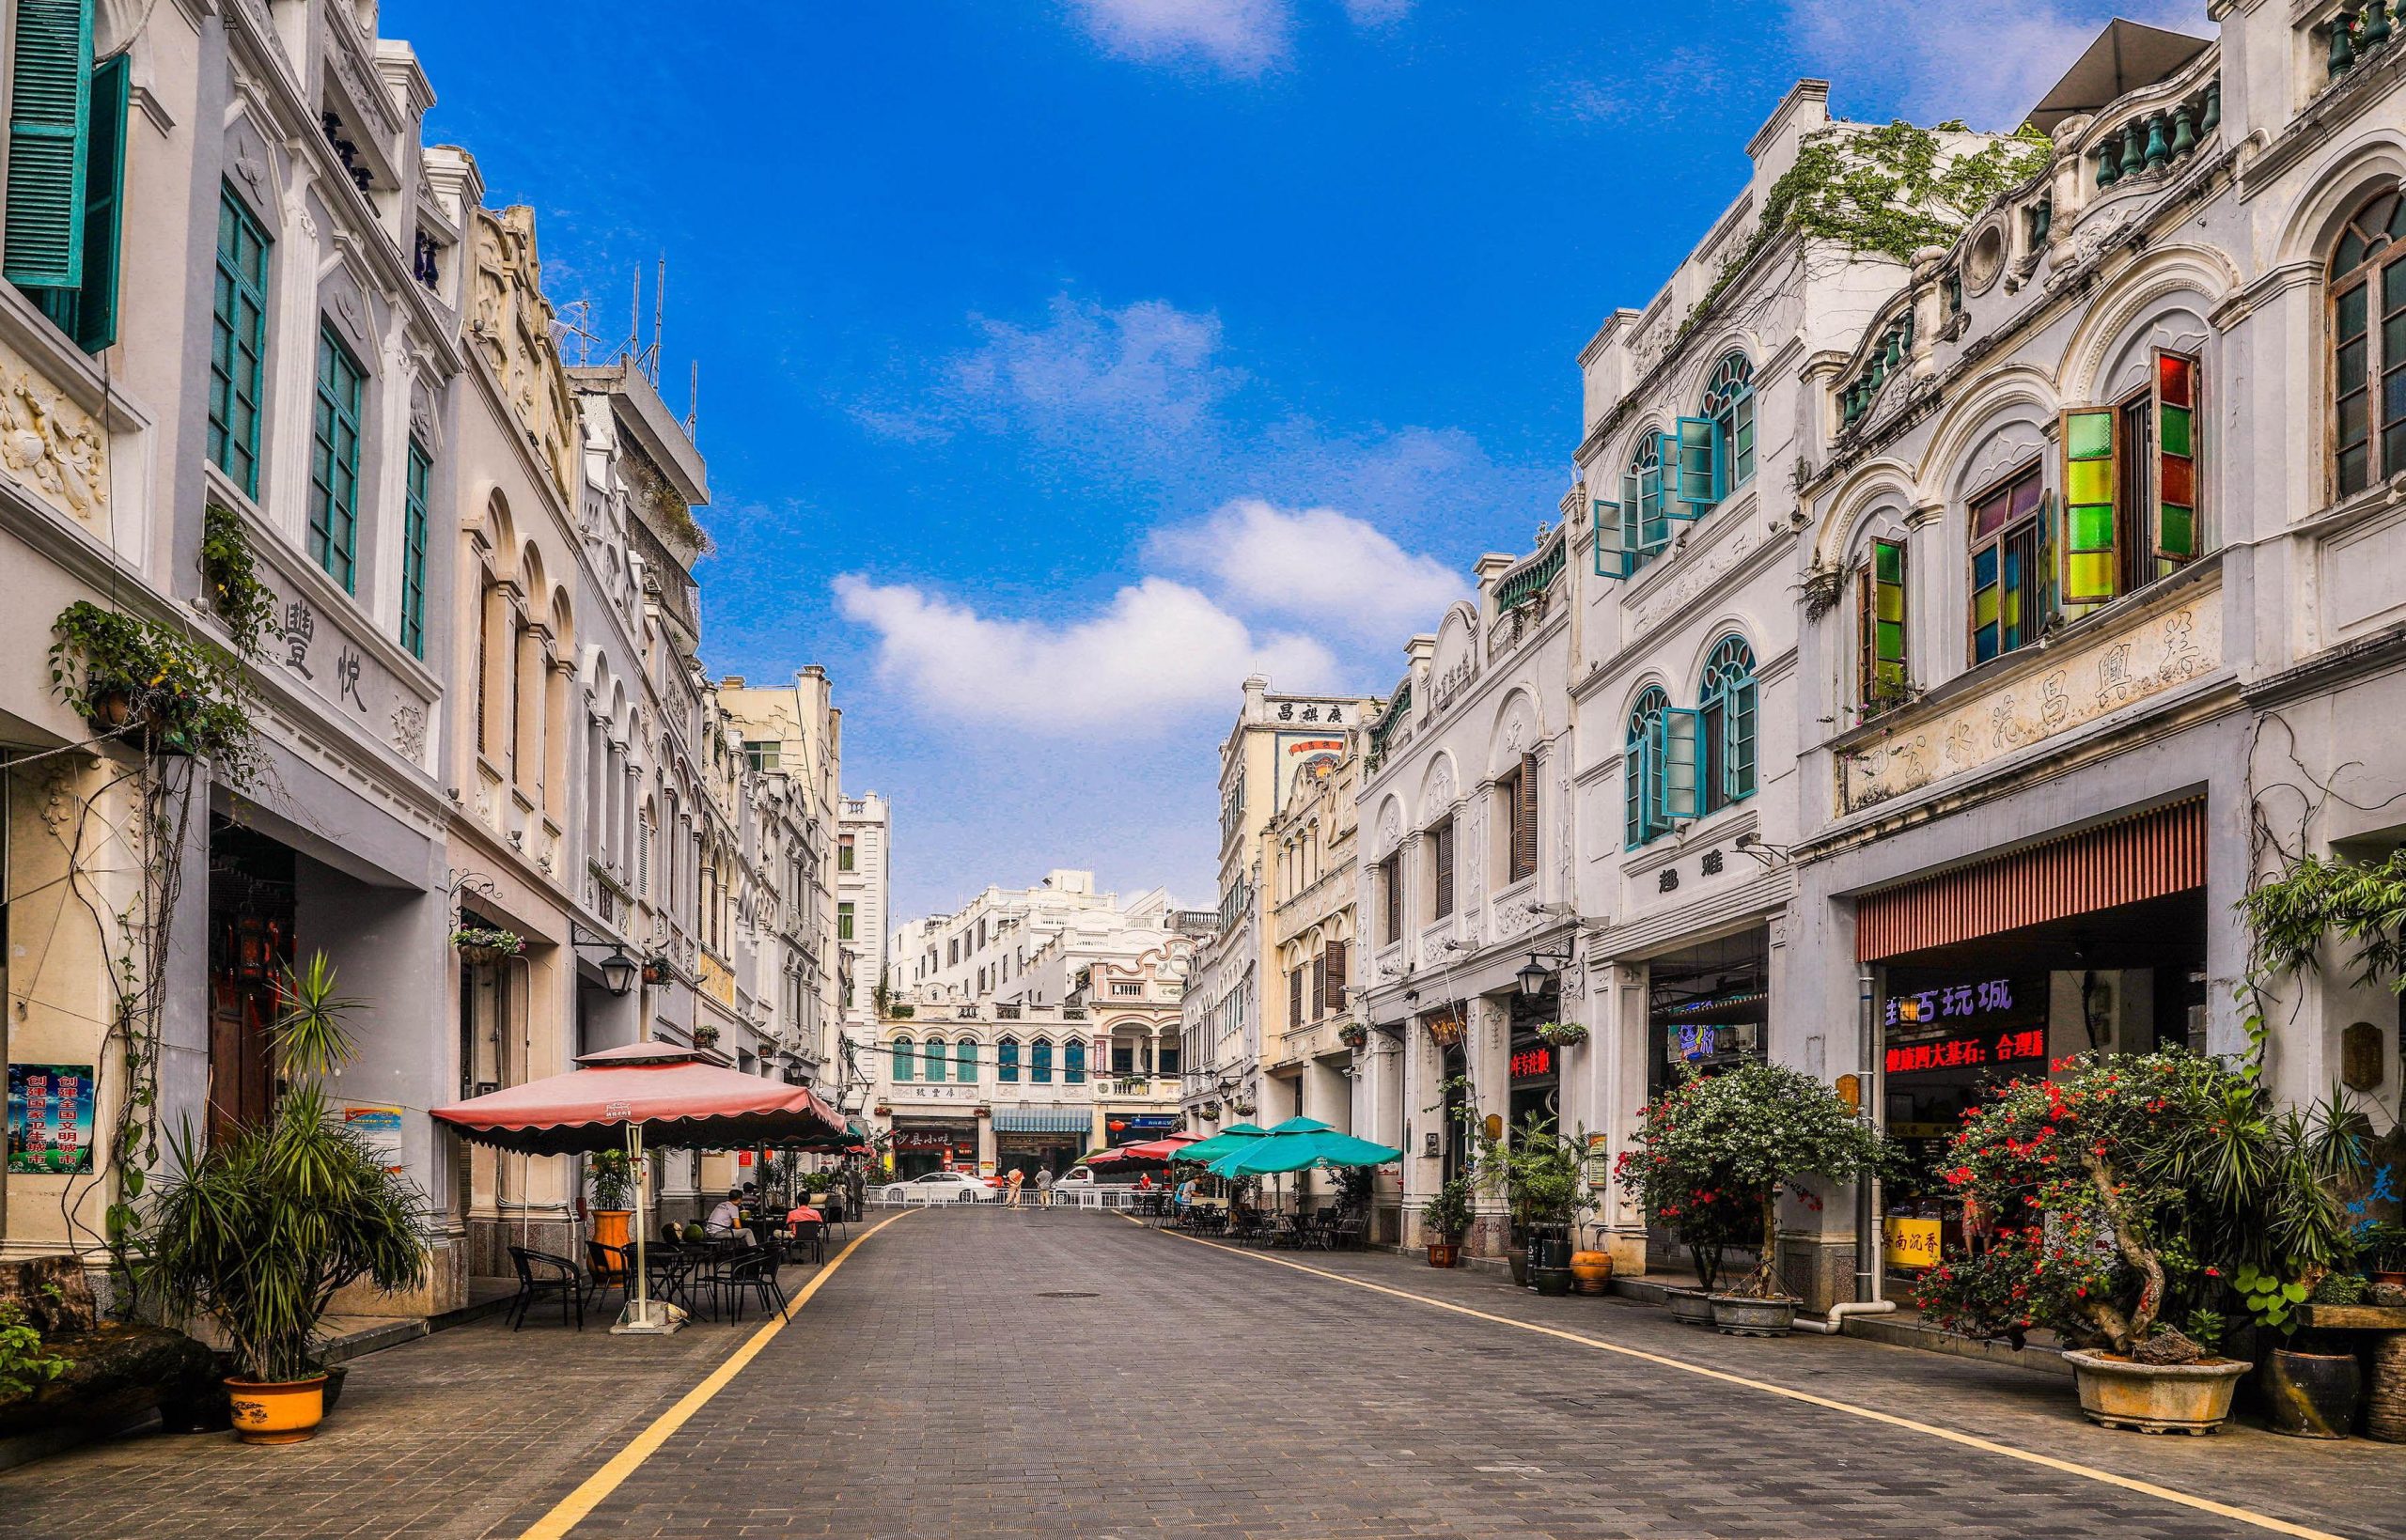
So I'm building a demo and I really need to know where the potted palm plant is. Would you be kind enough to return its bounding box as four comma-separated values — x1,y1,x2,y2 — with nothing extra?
587,1148,638,1252
143,953,427,1444
1480,1114,1595,1297
1421,1177,1472,1268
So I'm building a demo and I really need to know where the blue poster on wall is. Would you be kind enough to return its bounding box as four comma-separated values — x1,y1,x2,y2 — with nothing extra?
8,1063,98,1175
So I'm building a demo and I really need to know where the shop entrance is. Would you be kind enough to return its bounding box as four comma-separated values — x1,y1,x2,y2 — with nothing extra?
1870,884,2208,1280
1508,989,1560,1134
1645,929,1769,1102
206,819,295,1146
891,1125,976,1179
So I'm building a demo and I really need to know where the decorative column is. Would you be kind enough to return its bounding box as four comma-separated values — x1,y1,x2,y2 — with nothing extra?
1597,960,1651,1275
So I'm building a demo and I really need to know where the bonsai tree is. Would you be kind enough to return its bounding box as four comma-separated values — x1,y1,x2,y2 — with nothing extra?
143,954,427,1387
1618,1062,1886,1299
1915,1050,2358,1358
588,1148,637,1212
1421,1176,1473,1245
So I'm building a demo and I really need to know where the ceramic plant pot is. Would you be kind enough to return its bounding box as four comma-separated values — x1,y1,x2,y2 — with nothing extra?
1532,1266,1573,1298
1710,1295,1798,1338
2062,1351,2250,1435
1665,1288,1715,1327
225,1375,329,1445
1426,1242,1459,1268
2265,1347,2362,1439
1570,1250,1616,1296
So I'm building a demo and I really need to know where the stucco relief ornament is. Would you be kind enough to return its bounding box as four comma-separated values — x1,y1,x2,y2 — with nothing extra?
390,704,428,760
0,369,107,522
232,149,271,207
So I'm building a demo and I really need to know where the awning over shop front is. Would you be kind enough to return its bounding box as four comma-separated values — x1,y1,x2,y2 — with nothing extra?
1855,798,2203,962
991,1108,1093,1134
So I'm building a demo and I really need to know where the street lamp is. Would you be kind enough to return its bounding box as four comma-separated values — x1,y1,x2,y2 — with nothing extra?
599,947,641,998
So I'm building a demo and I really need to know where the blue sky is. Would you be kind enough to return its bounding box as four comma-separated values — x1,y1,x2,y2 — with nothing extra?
396,0,2199,922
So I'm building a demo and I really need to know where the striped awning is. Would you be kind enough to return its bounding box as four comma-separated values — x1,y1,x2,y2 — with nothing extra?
1855,799,2204,962
991,1108,1093,1134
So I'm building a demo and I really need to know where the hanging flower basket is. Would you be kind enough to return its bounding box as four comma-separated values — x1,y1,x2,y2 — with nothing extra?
1338,1023,1369,1050
1535,1020,1588,1048
450,926,524,967
640,957,672,987
693,1024,721,1048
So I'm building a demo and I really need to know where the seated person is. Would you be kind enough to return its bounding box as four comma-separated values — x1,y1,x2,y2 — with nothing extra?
704,1188,754,1243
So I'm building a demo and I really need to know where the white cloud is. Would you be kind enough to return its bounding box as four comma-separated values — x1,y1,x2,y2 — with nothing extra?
834,572,1335,730
1339,0,1413,24
1784,0,2210,131
949,295,1239,438
1150,499,1461,638
1066,0,1292,74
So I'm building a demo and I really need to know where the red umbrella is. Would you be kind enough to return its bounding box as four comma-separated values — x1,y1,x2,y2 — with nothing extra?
430,1041,846,1334
429,1041,845,1156
1086,1131,1201,1167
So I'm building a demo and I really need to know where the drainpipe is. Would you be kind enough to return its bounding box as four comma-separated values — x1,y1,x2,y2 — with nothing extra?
1796,969,1895,1335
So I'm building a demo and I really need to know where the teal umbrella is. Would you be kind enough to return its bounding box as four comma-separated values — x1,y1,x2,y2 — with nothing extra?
1207,1128,1403,1177
1169,1123,1271,1165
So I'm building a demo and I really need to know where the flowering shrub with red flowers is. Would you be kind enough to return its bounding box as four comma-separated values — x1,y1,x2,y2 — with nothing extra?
1914,1050,2357,1356
1617,1062,1890,1299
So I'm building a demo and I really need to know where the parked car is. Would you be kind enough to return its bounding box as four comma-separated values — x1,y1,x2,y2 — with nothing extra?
1057,1166,1098,1188
879,1171,991,1205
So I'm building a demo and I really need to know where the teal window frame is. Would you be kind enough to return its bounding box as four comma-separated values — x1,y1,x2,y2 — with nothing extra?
209,186,271,498
892,1036,914,1083
1623,685,1671,849
997,1037,1021,1083
26,46,125,354
1064,1038,1086,1086
1666,419,1717,516
922,1035,945,1082
1620,436,1668,576
1698,636,1758,813
1702,352,1757,492
955,1038,977,1082
400,439,430,657
308,323,366,591
1031,1038,1055,1084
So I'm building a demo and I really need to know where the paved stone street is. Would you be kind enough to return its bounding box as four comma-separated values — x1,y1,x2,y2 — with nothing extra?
7,1207,2404,1540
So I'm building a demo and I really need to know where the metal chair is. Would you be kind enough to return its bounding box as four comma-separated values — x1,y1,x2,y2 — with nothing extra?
788,1219,826,1266
506,1247,586,1331
714,1248,789,1322
585,1240,633,1309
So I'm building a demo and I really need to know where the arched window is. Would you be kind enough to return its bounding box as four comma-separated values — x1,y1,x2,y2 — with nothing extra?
1699,636,1758,813
1031,1037,1055,1084
1628,434,1667,573
1065,1038,1086,1085
922,1034,945,1082
1702,353,1756,490
892,1036,914,1082
955,1037,978,1082
1623,686,1670,850
997,1036,1021,1083
2334,189,2406,497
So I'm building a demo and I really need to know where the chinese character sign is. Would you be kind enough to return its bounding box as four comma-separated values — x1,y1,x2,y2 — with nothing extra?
8,1064,97,1174
1883,1028,2047,1078
1509,1047,1554,1081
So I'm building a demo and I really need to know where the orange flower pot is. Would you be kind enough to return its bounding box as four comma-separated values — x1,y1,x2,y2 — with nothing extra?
226,1375,329,1445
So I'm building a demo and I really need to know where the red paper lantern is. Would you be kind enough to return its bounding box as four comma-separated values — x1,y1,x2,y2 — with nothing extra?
1107,1119,1127,1132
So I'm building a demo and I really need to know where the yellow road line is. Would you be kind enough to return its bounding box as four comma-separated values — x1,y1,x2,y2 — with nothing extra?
1129,1217,2350,1540
517,1209,917,1540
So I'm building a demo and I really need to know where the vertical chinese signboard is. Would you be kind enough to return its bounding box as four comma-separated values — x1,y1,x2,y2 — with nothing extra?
8,1064,98,1174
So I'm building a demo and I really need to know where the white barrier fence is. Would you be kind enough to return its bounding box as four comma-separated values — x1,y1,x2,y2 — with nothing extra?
870,1185,1164,1211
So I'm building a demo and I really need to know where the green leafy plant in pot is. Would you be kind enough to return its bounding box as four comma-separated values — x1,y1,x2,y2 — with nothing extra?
1619,1063,1886,1336
142,953,427,1444
1421,1177,1472,1268
1477,1113,1596,1295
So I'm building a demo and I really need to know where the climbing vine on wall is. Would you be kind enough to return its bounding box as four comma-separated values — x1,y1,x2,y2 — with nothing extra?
1679,122,2052,345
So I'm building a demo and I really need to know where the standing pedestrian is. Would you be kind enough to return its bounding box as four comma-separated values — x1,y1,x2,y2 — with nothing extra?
1006,1167,1025,1207
1035,1165,1055,1208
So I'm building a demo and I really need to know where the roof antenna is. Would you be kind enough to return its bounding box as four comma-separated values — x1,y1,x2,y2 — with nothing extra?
650,254,666,385
687,359,699,440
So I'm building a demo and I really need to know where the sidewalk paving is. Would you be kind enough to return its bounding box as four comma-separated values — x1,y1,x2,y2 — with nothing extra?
1163,1219,2406,1537
0,1265,817,1540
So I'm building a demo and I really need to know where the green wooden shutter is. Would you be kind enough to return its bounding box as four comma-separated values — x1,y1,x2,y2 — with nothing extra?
2152,350,2199,560
1623,746,1645,849
893,1038,914,1082
401,440,430,657
1669,417,1718,514
5,0,93,291
1591,489,1628,578
2061,407,2120,604
1637,463,1667,552
66,49,123,350
1652,708,1700,823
